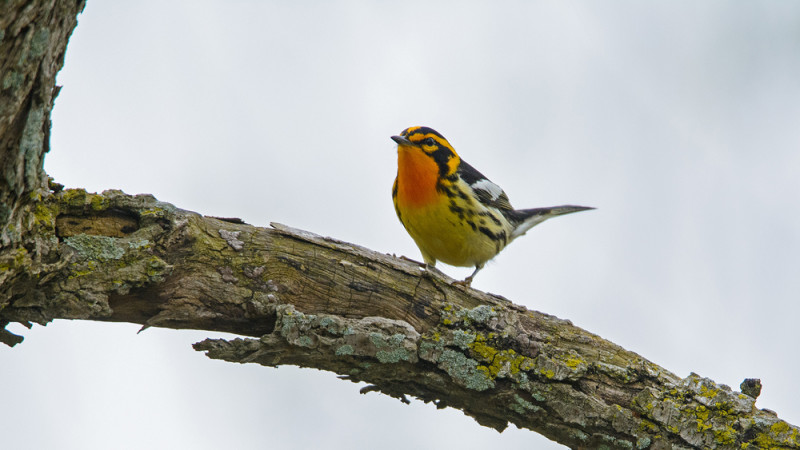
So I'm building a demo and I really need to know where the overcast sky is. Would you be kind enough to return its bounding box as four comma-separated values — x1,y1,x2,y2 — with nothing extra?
3,2,800,449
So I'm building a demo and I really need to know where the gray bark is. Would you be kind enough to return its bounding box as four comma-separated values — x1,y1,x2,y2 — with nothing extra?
1,0,82,247
1,2,799,449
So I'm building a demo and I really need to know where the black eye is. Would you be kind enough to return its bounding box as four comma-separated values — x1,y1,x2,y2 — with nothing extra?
424,137,436,146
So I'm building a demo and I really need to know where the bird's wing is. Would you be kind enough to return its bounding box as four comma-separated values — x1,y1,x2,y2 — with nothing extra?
456,160,514,212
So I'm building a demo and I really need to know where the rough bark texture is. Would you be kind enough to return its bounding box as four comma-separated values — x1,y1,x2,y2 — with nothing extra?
1,0,84,247
1,188,798,449
1,0,86,346
2,2,799,449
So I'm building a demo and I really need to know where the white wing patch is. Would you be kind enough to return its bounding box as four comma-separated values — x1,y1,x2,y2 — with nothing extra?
470,179,505,202
510,215,551,240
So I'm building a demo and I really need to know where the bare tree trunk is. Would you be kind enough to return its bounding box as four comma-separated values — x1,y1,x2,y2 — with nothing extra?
1,0,83,246
1,0,86,346
1,2,798,449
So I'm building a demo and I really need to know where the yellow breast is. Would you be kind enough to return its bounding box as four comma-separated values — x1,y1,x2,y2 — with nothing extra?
394,146,510,267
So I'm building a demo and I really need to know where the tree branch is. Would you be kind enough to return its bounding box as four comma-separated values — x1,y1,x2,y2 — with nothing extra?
2,2,799,448
2,188,798,449
1,0,85,246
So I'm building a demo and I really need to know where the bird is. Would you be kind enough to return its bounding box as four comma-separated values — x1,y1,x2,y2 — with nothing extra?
391,126,593,287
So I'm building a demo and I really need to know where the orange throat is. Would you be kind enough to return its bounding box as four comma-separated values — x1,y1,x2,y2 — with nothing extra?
395,145,440,209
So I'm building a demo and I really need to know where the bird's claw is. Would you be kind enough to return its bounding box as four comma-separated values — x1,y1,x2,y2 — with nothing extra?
451,276,474,288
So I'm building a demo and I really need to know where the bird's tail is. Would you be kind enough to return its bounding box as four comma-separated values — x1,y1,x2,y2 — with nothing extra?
507,205,594,240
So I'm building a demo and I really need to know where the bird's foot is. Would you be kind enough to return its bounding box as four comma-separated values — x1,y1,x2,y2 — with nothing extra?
451,276,474,288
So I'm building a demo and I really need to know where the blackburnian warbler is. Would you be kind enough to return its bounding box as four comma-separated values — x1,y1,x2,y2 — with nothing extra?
391,126,593,286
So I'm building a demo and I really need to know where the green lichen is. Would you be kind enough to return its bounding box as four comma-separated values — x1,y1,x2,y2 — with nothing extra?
419,338,442,354
369,332,401,347
0,248,25,274
20,106,44,172
318,316,341,334
69,260,97,278
371,332,412,363
140,207,165,217
61,189,88,206
752,433,775,447
335,345,354,356
461,304,496,324
635,437,651,449
467,338,497,361
570,429,589,443
439,304,456,326
529,389,546,402
713,425,736,445
508,404,525,415
375,348,411,363
563,355,585,370
28,27,50,59
127,239,150,250
33,201,56,228
468,335,526,379
294,336,313,347
695,405,712,432
2,70,22,90
638,419,658,433
389,333,406,345
90,194,109,211
772,421,790,434
700,384,719,399
65,235,125,260
278,308,316,338
751,420,800,447
632,389,656,415
144,256,169,279
437,349,494,391
440,303,498,327
509,394,540,415
451,330,476,349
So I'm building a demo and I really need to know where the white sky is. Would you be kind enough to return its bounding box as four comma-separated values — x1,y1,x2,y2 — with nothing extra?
3,2,800,449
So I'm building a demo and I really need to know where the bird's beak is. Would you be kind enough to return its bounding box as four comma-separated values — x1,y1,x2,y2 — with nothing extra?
391,135,413,146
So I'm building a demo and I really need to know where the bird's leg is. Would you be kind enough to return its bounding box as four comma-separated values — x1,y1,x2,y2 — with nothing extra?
452,265,483,287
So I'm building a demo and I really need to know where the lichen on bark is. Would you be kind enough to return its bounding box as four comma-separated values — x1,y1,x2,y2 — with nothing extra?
2,2,800,448
2,186,799,448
